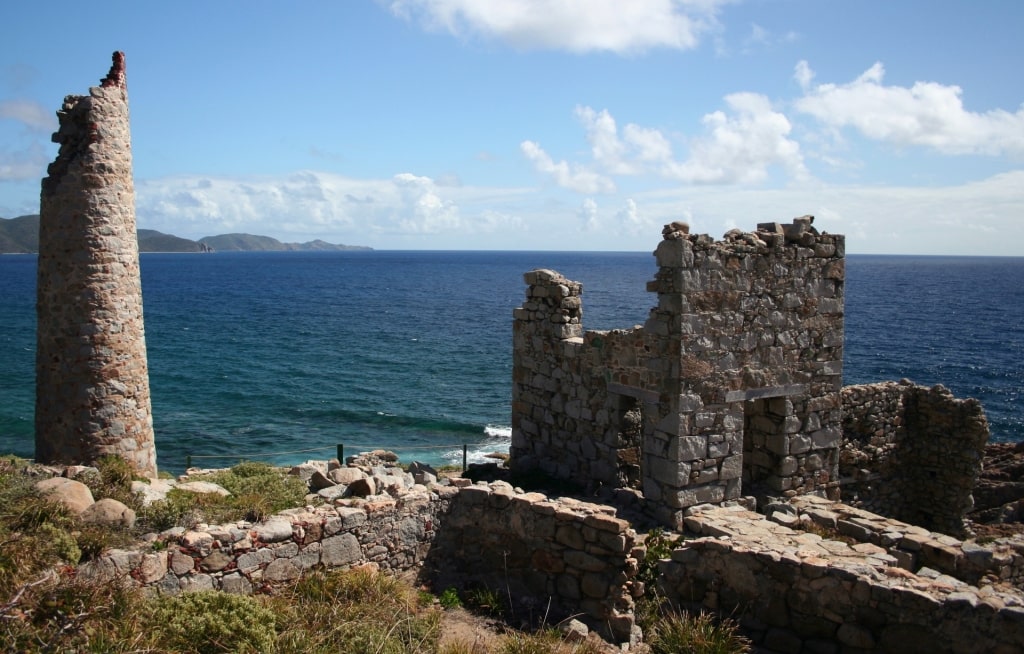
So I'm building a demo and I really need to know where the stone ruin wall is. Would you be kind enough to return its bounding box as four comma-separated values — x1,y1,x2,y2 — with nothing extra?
78,469,1023,652
660,502,1024,654
35,52,156,475
511,219,845,528
80,481,640,644
841,381,989,536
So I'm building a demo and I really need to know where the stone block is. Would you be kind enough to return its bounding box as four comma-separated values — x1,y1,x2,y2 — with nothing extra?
719,454,743,480
673,435,708,461
321,533,362,568
220,572,253,595
650,458,692,486
255,519,293,543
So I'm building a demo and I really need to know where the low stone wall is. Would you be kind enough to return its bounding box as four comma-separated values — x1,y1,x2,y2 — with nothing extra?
841,381,990,536
786,495,1024,587
426,482,639,643
78,489,453,595
79,479,640,644
660,504,1024,654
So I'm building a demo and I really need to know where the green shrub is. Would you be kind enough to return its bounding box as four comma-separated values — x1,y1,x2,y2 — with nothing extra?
1,571,144,653
0,474,81,589
275,568,441,653
138,461,308,529
465,586,504,616
203,461,309,523
647,609,751,654
37,522,82,565
137,487,213,531
438,586,463,609
146,590,278,653
637,528,676,588
72,455,145,513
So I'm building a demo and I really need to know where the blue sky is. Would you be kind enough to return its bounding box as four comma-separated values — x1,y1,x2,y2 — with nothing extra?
2,0,1023,253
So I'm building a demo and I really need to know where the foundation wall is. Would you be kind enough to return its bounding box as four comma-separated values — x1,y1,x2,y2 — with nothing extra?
660,504,1024,654
841,381,989,536
79,482,640,643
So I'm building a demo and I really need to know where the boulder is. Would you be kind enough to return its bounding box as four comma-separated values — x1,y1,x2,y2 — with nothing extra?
131,478,175,505
348,477,377,498
408,461,437,476
329,467,366,485
81,498,136,528
34,477,95,514
409,461,439,485
318,484,349,501
309,470,337,491
289,461,327,483
176,481,231,496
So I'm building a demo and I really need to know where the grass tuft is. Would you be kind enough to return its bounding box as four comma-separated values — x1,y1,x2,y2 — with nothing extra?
646,609,751,654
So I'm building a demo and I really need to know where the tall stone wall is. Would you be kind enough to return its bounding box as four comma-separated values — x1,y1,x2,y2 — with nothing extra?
841,381,989,536
35,52,156,475
511,220,845,528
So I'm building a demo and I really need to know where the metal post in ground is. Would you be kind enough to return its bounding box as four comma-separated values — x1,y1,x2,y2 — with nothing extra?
462,444,468,472
337,443,344,464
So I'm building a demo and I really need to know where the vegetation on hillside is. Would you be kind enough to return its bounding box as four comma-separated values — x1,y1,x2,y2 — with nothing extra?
0,455,750,653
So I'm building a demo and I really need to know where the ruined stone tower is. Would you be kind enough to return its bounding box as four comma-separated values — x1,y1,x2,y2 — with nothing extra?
511,219,844,529
35,52,157,475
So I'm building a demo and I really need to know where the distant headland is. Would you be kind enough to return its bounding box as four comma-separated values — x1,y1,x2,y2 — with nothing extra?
0,214,371,253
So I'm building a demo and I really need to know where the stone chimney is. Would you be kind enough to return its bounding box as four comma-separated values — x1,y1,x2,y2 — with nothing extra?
36,52,157,476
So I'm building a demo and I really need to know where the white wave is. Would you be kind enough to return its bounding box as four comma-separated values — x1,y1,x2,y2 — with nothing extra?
484,424,512,439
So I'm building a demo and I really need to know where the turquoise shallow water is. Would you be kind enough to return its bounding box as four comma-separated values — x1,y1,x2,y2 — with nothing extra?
1,251,1022,474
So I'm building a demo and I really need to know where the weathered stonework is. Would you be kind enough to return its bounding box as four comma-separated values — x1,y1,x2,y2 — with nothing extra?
840,381,989,536
79,474,640,644
35,52,156,475
511,219,844,528
72,458,1022,652
660,502,1024,654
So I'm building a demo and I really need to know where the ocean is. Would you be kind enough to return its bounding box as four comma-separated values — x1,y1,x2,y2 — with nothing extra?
2,250,1022,474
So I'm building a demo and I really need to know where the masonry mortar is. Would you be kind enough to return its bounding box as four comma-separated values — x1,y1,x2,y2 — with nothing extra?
35,52,156,476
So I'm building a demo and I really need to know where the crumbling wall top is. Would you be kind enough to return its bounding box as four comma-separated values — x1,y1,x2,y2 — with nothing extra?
100,51,127,89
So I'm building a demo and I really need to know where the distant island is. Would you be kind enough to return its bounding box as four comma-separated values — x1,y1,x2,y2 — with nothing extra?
0,215,372,254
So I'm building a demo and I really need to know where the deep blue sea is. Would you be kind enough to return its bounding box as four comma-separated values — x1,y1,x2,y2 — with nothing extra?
2,251,1022,474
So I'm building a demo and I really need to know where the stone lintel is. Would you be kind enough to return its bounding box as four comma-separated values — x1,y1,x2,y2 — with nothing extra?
725,384,808,403
606,382,660,405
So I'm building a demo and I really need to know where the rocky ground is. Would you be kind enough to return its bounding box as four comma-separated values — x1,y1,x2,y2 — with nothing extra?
968,441,1024,538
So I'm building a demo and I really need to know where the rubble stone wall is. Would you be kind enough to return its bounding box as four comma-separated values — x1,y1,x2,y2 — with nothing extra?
511,221,845,528
35,52,156,475
659,505,1024,654
80,482,639,643
841,381,989,536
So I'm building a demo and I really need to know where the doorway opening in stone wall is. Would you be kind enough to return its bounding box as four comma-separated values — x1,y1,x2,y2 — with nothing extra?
742,397,790,501
614,395,643,490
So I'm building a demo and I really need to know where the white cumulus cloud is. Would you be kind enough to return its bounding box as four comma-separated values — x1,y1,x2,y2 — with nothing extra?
392,172,461,233
579,197,599,230
575,106,674,175
524,97,807,191
795,61,1024,156
520,140,616,193
384,0,731,53
0,99,54,132
664,93,807,183
0,141,49,181
134,171,533,247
